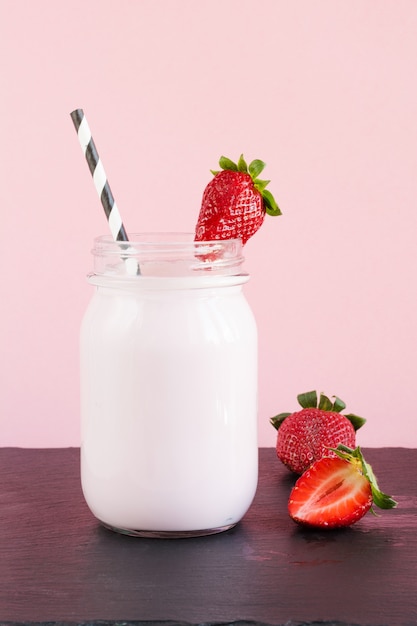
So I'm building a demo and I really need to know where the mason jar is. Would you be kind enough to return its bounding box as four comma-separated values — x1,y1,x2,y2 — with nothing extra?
80,233,258,537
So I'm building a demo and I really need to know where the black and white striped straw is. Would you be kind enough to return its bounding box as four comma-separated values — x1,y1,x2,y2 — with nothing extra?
70,109,139,274
70,108,129,242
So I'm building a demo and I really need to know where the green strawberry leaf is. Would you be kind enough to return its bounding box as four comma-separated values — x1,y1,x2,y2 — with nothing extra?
344,413,366,431
331,396,346,413
254,178,270,193
319,393,333,411
297,390,318,409
237,154,248,173
270,413,291,430
219,156,238,171
361,455,397,510
210,169,220,176
262,189,282,216
249,159,266,178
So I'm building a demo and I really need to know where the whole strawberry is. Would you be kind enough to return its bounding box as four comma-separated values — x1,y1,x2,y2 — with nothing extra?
270,391,366,475
288,445,397,529
195,155,281,245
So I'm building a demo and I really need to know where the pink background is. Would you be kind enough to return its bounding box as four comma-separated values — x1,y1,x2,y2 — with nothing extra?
1,0,416,448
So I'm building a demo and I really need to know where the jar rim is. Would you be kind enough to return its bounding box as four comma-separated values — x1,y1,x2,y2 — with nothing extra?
93,232,242,249
91,232,245,279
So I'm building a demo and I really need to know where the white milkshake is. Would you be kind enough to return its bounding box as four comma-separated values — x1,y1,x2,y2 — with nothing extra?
80,234,258,537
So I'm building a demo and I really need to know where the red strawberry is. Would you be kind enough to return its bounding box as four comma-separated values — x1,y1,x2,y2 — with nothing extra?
195,155,281,245
270,391,366,475
288,445,397,528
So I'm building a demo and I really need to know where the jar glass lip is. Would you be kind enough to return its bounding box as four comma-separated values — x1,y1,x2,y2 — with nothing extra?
91,232,245,278
93,232,242,249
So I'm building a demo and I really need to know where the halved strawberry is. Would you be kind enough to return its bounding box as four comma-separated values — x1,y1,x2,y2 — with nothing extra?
288,445,397,529
270,390,366,475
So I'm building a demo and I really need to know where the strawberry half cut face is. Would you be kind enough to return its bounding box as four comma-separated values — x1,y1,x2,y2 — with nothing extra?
288,456,373,529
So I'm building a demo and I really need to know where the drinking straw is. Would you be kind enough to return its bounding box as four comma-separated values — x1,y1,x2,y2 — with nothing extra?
70,109,139,274
70,109,129,241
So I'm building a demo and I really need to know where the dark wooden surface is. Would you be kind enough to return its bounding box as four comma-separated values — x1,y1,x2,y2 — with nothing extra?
0,447,416,626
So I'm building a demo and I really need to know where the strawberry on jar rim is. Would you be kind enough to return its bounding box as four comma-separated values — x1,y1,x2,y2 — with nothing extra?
195,155,281,245
288,445,397,529
271,390,366,475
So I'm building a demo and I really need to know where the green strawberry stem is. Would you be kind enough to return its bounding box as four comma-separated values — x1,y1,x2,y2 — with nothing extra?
297,390,366,431
271,390,366,431
332,445,398,510
214,155,282,217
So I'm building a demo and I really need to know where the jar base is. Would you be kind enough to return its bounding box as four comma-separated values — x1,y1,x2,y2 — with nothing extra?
101,521,237,538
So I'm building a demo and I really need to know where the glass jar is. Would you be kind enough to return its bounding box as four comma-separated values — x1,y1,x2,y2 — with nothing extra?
80,233,258,537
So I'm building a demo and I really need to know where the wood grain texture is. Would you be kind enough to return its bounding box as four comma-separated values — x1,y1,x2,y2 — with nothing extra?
0,448,416,626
